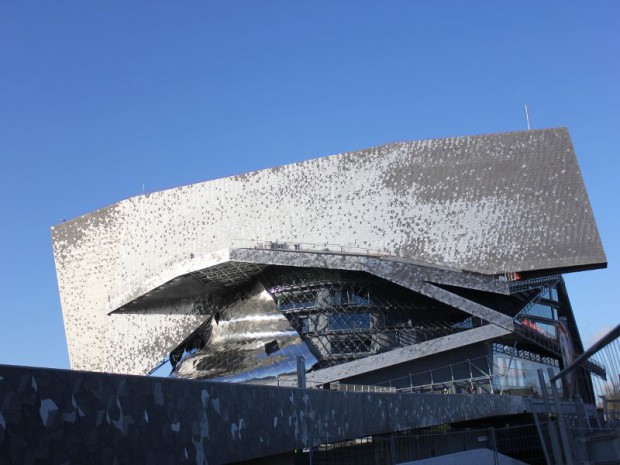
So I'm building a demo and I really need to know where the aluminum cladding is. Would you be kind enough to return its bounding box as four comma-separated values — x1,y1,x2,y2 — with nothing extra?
52,128,606,373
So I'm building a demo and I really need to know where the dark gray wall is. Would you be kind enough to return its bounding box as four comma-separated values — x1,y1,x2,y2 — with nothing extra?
0,364,528,464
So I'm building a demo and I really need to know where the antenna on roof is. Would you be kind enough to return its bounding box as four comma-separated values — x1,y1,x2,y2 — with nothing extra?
524,104,531,130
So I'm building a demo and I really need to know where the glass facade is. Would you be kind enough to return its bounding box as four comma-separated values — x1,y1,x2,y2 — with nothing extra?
160,267,588,401
167,266,481,379
516,283,561,339
492,344,559,393
262,267,477,368
170,282,319,382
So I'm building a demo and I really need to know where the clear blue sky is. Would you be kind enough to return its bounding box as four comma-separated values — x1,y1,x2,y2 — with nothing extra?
0,2,618,369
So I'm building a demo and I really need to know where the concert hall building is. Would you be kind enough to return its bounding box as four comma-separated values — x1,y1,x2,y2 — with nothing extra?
52,127,606,399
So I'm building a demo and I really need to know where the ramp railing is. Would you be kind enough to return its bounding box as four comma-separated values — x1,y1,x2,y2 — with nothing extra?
533,323,620,465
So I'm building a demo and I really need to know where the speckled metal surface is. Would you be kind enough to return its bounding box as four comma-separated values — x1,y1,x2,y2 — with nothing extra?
0,364,529,464
51,128,606,374
110,248,510,317
66,247,515,375
418,282,514,329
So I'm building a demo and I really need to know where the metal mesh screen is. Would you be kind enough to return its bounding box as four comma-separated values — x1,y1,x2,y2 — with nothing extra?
261,267,481,368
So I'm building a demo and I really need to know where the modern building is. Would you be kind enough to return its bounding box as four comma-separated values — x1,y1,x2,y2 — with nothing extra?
51,127,606,400
1,127,613,464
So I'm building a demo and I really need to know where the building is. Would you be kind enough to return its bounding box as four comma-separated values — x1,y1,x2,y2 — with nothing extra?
34,127,610,463
51,127,605,396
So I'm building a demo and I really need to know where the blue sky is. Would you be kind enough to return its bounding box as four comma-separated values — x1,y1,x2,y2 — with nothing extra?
0,2,618,369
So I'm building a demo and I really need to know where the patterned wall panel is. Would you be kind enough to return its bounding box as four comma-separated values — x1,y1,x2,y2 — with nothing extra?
0,364,528,464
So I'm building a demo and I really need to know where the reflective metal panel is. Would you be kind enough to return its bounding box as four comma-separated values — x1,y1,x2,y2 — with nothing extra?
172,282,317,381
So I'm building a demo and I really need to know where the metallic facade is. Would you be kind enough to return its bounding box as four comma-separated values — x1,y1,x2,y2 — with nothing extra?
171,267,488,382
51,127,606,384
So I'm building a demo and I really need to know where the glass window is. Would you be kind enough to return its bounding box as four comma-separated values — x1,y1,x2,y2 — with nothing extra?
493,352,560,393
350,290,370,305
550,288,559,302
328,312,371,331
520,317,556,338
541,287,559,302
331,336,372,354
526,302,555,320
332,290,347,306
331,288,371,306
278,291,316,310
535,321,557,338
298,316,309,333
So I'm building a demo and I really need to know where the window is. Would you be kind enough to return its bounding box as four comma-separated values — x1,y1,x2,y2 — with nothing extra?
298,316,309,333
328,312,371,331
331,288,371,306
526,302,555,320
544,288,559,302
534,321,557,338
493,352,559,391
278,291,316,311
331,336,372,355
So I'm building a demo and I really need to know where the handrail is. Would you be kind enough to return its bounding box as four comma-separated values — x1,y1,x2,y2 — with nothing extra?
550,324,620,383
370,354,555,395
513,277,561,321
231,238,390,257
508,275,561,293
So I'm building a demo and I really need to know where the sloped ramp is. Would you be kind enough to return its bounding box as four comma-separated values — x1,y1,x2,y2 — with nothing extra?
398,448,528,465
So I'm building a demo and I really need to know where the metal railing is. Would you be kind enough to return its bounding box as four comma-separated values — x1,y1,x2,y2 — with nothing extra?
532,323,620,465
508,275,562,293
513,277,561,320
325,354,561,397
305,423,547,465
550,324,620,385
230,238,390,257
540,324,619,411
